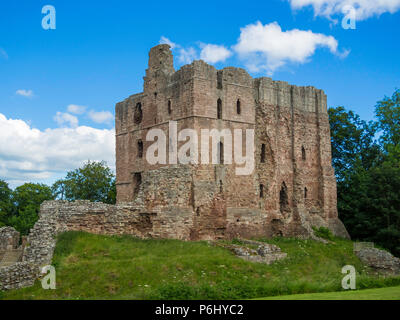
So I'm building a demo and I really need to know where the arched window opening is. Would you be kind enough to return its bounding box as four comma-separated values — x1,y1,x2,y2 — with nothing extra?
279,182,289,213
168,100,172,115
236,99,241,114
217,99,222,119
304,187,308,199
218,141,224,164
260,184,264,198
261,144,266,163
302,146,306,161
137,140,143,158
134,103,143,124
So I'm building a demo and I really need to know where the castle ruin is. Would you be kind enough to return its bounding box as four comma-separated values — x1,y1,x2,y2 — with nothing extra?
0,44,351,290
114,44,349,240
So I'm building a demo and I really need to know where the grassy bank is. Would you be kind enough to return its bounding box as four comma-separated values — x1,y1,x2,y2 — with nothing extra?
2,231,400,300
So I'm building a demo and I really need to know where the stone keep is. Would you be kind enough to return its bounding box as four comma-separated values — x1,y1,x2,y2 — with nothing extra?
115,44,349,240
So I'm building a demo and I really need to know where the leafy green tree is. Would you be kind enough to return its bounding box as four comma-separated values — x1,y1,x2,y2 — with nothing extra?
328,106,379,182
53,161,116,204
0,180,13,226
375,89,400,147
10,183,54,235
8,205,39,235
329,92,400,256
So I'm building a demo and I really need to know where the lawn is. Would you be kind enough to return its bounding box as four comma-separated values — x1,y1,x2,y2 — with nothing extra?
257,285,400,300
1,231,399,300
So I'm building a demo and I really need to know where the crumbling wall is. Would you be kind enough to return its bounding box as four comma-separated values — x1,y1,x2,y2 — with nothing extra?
0,262,39,290
0,227,28,290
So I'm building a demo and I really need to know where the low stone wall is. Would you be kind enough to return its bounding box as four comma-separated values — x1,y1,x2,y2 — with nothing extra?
21,199,194,266
1,200,194,290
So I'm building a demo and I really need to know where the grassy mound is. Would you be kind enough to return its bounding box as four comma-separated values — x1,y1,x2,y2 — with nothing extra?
2,231,400,300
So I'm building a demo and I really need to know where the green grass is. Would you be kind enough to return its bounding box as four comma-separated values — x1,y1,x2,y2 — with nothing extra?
1,231,400,300
257,285,400,300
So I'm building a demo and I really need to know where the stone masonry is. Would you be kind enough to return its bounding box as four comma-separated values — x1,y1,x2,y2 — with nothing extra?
115,44,349,240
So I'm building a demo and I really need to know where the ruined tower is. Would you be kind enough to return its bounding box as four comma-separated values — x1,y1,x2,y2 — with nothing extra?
115,44,349,240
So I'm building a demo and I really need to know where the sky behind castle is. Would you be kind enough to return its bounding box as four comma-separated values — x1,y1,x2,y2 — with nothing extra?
0,0,399,187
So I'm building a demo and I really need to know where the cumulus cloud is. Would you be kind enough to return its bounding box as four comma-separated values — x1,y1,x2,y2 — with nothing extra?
54,112,79,128
159,36,195,63
88,110,114,124
160,23,345,74
159,37,232,65
199,44,232,64
67,104,87,115
233,21,341,74
0,113,115,188
288,0,400,21
177,47,198,64
159,36,177,49
16,89,34,98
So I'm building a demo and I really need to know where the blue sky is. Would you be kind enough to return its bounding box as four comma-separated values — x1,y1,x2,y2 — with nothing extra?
0,0,399,187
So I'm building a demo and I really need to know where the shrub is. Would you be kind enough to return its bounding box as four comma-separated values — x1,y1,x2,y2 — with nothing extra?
312,226,334,241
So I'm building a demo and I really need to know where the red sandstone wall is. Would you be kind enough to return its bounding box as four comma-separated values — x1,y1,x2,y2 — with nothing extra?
114,44,349,240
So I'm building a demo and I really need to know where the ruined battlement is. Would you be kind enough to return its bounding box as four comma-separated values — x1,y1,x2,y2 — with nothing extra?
116,45,327,136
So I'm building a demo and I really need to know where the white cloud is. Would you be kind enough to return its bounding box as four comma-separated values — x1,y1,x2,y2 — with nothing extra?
0,48,8,60
233,21,341,74
161,23,344,74
199,44,232,64
54,112,79,128
16,89,34,98
288,0,400,21
177,47,198,64
159,37,231,65
0,113,115,188
88,110,114,124
67,104,87,115
159,36,177,49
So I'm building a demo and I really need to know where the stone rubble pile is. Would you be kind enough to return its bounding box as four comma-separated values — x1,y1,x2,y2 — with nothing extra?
215,239,287,264
355,245,400,276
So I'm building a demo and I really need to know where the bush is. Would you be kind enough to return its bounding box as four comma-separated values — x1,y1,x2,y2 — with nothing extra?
312,226,334,241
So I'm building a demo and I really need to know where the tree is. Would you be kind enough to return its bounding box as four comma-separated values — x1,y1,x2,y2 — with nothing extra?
375,89,400,147
9,183,54,235
329,94,400,256
0,180,13,226
53,161,116,204
328,106,379,182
